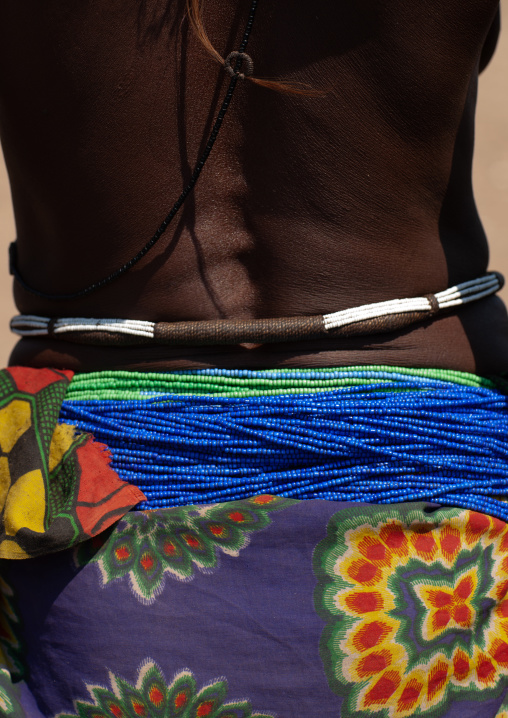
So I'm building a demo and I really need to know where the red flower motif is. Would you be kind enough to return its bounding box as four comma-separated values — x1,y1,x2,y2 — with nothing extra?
417,572,476,640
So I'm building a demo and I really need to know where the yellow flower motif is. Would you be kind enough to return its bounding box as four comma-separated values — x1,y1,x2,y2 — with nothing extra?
392,668,428,718
415,569,477,642
346,641,407,686
334,586,396,618
419,654,451,712
315,506,508,717
450,647,473,685
356,669,403,715
343,614,400,663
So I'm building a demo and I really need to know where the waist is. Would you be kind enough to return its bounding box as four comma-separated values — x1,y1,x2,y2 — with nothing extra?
9,295,508,375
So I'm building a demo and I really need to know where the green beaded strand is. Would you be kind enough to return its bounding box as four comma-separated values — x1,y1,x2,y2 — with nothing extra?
64,365,500,402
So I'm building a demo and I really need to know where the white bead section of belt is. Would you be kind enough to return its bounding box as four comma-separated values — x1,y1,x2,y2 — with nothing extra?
322,273,501,330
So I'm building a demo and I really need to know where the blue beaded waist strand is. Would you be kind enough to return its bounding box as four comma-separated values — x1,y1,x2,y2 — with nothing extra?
59,366,508,518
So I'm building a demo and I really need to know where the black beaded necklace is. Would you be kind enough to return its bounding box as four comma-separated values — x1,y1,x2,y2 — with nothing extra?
9,0,259,301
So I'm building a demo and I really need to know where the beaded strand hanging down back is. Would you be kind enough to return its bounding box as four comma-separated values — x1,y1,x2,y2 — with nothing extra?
9,1,260,301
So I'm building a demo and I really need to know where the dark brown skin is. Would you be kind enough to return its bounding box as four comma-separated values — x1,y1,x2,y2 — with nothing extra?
1,0,507,373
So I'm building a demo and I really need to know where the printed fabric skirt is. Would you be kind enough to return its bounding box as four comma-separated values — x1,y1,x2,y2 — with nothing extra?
3,365,508,717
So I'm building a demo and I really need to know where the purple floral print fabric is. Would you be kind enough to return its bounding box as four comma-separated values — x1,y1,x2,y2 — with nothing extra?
1,497,508,717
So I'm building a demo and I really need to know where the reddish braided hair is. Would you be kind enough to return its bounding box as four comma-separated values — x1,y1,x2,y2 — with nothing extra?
186,0,320,95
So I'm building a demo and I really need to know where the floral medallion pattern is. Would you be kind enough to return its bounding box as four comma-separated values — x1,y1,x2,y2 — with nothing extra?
313,504,508,717
75,495,296,603
55,661,274,718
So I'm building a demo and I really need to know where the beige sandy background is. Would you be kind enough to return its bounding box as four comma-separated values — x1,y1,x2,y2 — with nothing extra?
0,17,507,366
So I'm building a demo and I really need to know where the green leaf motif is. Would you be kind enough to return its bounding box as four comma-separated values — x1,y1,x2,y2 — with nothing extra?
75,495,296,603
0,667,24,717
56,662,274,718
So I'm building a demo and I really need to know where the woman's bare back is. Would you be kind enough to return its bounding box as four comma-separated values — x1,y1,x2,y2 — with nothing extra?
1,0,507,373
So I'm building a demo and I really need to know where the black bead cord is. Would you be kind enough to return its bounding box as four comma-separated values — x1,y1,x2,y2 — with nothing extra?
9,0,259,301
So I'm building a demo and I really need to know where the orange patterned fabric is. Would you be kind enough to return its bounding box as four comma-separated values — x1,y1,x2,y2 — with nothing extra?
0,367,145,559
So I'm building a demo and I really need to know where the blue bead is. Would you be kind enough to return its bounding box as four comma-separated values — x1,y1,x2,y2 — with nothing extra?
59,368,508,521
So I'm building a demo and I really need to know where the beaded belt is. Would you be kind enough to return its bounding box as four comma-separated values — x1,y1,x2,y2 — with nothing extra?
11,273,502,346
59,365,508,520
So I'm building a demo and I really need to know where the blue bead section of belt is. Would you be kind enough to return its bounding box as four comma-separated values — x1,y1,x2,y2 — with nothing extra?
59,366,508,518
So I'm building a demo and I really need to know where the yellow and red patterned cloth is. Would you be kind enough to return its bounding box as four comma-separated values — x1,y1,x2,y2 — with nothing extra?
0,367,144,559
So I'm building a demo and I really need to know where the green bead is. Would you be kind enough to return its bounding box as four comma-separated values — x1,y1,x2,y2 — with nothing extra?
64,364,498,402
